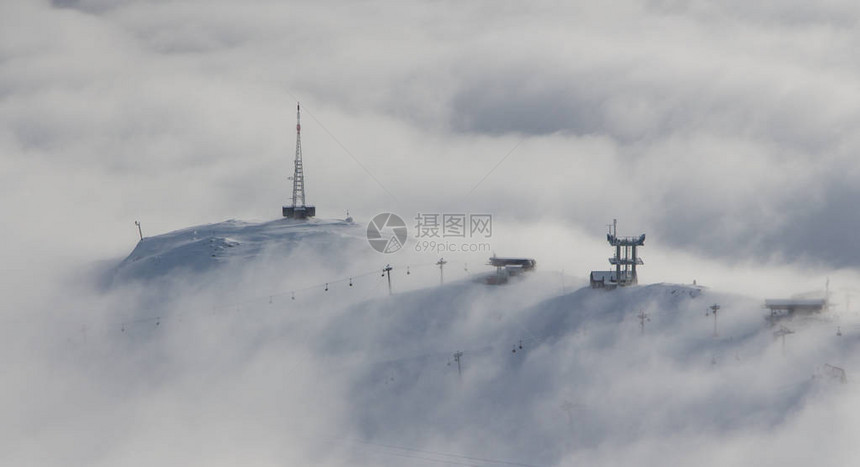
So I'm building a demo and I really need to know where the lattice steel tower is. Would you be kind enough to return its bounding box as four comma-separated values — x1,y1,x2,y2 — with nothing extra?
283,102,315,219
607,219,645,286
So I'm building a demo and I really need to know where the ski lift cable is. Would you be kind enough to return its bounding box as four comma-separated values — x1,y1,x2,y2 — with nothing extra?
210,262,437,311
156,261,433,327
41,262,434,337
8,259,460,333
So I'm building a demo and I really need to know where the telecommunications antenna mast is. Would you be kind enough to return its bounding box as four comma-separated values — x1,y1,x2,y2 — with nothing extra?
282,102,316,219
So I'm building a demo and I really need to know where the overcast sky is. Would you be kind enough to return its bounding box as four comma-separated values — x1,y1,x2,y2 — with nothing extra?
4,0,860,279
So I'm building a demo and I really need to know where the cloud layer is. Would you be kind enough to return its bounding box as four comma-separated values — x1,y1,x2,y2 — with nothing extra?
5,0,860,271
5,2,860,465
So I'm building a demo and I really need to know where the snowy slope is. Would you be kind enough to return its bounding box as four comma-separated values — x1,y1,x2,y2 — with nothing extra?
109,217,364,285
318,279,856,465
15,217,860,467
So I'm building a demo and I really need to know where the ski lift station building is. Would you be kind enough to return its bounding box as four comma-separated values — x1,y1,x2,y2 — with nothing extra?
764,298,827,319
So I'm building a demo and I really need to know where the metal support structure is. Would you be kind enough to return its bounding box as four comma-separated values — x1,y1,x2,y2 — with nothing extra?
774,325,794,356
383,264,393,295
631,244,638,279
637,309,650,335
283,103,315,218
292,103,305,208
436,258,447,285
134,220,143,241
453,351,463,379
595,219,645,288
707,304,720,337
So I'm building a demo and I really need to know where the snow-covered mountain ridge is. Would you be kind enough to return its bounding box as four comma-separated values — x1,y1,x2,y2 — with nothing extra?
110,217,362,285
90,217,860,466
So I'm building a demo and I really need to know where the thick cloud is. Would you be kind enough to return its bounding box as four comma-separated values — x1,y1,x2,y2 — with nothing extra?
5,3,860,463
5,0,860,270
